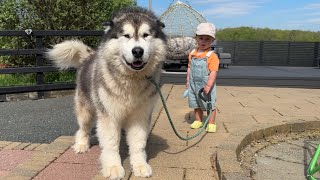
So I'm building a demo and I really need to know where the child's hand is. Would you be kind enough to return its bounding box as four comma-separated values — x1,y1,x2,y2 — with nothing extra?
183,89,188,98
204,85,211,94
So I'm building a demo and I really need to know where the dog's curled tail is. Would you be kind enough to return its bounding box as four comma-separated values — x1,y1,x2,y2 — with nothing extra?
46,40,93,70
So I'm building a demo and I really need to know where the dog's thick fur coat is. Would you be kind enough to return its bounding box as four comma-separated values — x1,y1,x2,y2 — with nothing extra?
47,7,167,179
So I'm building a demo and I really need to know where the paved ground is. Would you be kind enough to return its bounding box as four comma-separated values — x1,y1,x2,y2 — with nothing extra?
0,96,77,143
1,84,320,179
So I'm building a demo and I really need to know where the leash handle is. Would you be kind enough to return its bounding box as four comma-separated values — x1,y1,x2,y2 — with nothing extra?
198,88,211,102
198,88,212,116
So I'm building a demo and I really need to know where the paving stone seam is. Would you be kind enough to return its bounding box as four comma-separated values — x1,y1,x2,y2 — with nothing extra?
150,165,213,170
150,84,174,133
222,122,229,133
261,154,306,165
0,141,44,151
182,168,187,180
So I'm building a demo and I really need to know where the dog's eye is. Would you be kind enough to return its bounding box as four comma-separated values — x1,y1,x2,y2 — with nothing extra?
124,34,130,38
143,33,149,38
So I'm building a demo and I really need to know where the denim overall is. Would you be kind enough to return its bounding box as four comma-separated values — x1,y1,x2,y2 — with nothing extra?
188,50,216,110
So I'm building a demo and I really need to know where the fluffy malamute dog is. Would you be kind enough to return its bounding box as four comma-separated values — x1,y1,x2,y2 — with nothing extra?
47,7,167,179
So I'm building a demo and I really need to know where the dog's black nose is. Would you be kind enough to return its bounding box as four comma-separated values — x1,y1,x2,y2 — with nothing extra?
132,47,144,58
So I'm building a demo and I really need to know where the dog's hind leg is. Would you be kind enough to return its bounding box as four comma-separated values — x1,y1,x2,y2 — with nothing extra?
73,97,94,153
125,108,153,178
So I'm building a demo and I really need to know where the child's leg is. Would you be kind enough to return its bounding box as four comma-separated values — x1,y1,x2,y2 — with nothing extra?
206,109,217,133
209,109,216,124
194,108,203,122
190,108,203,129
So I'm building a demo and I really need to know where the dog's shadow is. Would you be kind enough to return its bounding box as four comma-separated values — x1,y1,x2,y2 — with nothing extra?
88,110,210,162
89,128,169,163
146,134,169,161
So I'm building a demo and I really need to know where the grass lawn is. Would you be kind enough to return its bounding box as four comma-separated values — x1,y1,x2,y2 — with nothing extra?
0,71,76,87
0,74,35,86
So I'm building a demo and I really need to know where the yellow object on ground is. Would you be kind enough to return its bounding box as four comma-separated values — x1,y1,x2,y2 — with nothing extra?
190,121,203,129
206,124,217,133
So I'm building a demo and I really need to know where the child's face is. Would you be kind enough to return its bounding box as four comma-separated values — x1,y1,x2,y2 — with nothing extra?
196,35,214,51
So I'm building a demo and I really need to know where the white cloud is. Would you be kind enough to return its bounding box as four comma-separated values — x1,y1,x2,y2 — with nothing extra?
296,3,320,29
305,18,320,24
192,0,234,4
305,12,320,17
284,17,320,31
304,3,320,9
192,0,268,5
201,2,261,17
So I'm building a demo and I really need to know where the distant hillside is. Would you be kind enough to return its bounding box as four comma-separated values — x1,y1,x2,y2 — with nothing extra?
216,27,320,42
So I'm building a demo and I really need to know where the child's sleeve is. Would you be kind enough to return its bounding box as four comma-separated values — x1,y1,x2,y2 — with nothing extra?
208,53,220,72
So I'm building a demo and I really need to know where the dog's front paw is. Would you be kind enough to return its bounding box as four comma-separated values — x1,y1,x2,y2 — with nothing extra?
132,163,152,178
102,165,125,180
72,143,89,153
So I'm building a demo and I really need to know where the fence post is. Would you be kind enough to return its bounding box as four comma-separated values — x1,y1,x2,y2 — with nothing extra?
259,41,264,65
35,36,45,98
233,41,237,65
287,41,291,66
314,42,319,67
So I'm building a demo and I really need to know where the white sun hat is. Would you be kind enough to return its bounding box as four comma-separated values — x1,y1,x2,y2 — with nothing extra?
195,23,216,38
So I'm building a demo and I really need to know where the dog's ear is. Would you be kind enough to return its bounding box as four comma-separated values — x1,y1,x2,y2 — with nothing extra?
157,20,165,29
102,21,114,33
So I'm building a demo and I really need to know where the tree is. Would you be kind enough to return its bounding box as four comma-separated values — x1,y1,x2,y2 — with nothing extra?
1,0,137,30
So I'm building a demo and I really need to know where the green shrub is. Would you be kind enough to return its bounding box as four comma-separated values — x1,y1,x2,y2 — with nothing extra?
0,0,137,86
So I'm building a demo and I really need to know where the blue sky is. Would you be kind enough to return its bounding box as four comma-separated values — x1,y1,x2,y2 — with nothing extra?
137,0,320,32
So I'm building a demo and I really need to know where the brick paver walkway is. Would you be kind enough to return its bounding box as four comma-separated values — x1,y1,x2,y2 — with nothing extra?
1,84,320,180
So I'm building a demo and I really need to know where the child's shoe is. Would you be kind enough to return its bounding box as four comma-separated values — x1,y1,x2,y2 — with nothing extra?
206,123,217,133
190,121,203,129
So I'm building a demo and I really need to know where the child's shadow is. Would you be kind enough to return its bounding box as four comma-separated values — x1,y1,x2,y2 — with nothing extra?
185,110,209,124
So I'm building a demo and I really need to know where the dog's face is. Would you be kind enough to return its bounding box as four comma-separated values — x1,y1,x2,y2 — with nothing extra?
100,7,167,75
120,23,154,71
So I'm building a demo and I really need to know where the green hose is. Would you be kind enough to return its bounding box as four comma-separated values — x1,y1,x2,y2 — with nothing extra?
148,78,211,141
308,144,320,180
